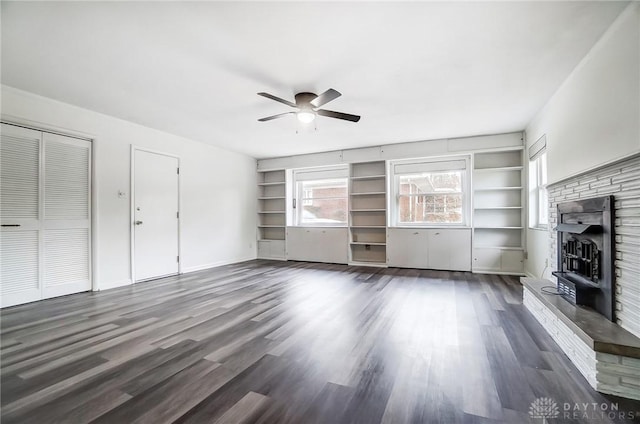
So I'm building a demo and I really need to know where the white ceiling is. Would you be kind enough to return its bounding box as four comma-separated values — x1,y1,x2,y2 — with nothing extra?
1,1,628,159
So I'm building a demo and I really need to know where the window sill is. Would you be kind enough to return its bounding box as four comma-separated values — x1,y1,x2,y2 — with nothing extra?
528,226,549,232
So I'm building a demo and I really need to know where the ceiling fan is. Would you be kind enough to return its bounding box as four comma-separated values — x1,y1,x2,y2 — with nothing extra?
257,89,360,124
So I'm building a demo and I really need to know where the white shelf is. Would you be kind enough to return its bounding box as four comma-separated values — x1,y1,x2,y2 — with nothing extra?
257,170,287,244
349,161,388,265
348,261,388,268
472,150,525,274
351,225,386,228
350,174,386,180
350,191,386,196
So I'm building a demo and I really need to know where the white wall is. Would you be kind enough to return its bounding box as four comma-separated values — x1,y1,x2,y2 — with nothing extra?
526,3,640,186
1,86,257,291
524,3,640,277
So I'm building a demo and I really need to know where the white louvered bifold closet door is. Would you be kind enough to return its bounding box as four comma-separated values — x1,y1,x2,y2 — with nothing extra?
0,124,91,307
42,132,91,299
1,124,42,307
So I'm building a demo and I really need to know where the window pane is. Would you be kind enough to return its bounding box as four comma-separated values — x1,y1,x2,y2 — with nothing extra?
529,159,537,189
398,193,463,224
399,172,462,194
300,198,347,224
299,179,347,199
297,178,348,225
540,152,548,185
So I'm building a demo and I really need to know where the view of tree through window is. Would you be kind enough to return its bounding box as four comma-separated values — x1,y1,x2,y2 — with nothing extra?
398,172,463,223
297,179,348,225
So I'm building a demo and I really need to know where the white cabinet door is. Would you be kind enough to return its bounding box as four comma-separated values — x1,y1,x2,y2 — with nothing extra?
286,227,348,264
473,248,502,272
387,229,428,268
473,247,523,274
388,228,471,271
501,250,524,273
257,240,285,260
428,229,471,271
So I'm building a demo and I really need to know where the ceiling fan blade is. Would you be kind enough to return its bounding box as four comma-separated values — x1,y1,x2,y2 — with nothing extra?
257,92,297,108
310,88,341,108
317,109,361,122
258,112,295,122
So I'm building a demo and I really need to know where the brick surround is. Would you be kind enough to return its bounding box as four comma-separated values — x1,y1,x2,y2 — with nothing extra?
547,154,640,338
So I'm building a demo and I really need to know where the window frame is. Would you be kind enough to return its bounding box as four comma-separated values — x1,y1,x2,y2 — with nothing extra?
528,151,548,230
292,165,349,227
390,156,471,228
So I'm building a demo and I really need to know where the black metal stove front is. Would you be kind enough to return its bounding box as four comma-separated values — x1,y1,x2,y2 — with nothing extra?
552,195,615,321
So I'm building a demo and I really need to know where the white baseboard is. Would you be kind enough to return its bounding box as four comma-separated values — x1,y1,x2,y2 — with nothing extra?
96,279,132,291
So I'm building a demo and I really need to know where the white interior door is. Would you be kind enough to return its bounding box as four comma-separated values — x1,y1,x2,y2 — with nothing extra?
133,149,179,281
1,124,92,308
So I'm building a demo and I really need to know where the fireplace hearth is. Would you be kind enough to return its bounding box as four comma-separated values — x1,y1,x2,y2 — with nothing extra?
552,195,615,321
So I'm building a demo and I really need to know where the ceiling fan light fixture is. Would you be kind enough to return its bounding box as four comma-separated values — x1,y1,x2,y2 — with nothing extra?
297,111,316,123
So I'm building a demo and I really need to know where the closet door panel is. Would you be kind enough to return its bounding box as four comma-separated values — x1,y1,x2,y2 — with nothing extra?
0,124,42,307
42,133,91,297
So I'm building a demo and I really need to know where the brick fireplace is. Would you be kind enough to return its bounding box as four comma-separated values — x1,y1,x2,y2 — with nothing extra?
522,154,640,400
548,154,640,338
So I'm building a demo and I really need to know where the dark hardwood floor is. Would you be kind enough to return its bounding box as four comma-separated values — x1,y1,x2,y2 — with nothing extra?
2,260,639,423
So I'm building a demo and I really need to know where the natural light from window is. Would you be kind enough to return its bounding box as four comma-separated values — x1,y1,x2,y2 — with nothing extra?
397,171,464,224
296,179,348,226
529,151,548,228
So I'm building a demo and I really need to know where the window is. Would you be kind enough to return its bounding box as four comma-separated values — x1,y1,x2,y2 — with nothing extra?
293,166,348,226
391,157,469,226
528,135,548,229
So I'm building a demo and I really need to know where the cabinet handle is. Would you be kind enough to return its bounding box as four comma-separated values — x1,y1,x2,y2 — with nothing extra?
434,232,440,235
1,224,21,227
413,232,419,235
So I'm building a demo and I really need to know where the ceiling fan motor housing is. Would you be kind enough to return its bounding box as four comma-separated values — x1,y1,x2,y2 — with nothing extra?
295,92,317,108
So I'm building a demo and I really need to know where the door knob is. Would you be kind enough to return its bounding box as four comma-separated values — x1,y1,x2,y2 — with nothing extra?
135,221,143,225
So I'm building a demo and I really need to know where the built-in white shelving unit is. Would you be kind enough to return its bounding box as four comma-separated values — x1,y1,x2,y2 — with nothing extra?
349,161,388,266
472,150,525,274
257,169,286,260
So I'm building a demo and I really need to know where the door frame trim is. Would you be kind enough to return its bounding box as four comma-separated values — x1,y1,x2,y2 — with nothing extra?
130,145,182,283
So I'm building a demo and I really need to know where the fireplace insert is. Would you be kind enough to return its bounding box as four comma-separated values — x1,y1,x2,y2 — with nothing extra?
552,195,615,321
